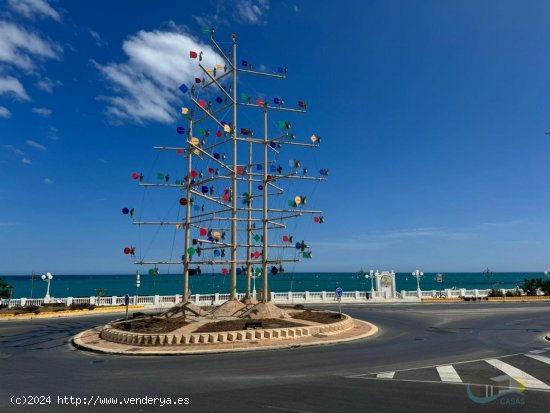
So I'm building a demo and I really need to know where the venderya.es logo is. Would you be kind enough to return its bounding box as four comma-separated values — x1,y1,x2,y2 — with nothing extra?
467,375,525,405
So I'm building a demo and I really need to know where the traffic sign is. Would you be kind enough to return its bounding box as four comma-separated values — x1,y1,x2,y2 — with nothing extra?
124,294,130,306
335,287,343,298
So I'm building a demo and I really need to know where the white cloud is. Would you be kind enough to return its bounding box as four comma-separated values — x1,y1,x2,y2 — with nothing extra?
194,0,270,27
88,28,107,47
43,177,54,184
7,0,62,22
3,145,25,156
47,125,58,140
0,221,20,227
235,0,270,24
0,106,11,118
32,107,52,117
293,4,299,13
35,77,60,93
0,20,62,72
0,76,30,100
26,139,46,150
95,25,222,124
21,157,31,164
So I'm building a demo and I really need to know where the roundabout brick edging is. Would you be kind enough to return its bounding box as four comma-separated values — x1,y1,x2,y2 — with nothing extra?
99,313,355,346
72,314,378,355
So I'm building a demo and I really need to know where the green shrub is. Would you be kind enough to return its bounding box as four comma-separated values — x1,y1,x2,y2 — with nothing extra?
488,289,504,297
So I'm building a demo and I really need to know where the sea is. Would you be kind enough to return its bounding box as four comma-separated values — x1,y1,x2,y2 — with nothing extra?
1,272,546,299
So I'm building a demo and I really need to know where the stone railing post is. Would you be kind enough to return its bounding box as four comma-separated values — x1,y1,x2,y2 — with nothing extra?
445,289,452,298
112,296,117,306
287,291,292,302
474,289,479,299
195,294,200,304
401,291,407,300
270,291,275,302
321,291,326,300
67,297,73,306
355,291,360,300
460,288,466,297
175,294,181,303
90,296,96,305
305,291,310,301
153,295,160,305
214,293,220,305
20,298,26,307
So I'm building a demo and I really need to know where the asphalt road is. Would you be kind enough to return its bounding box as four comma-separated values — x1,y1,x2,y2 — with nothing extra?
0,302,549,413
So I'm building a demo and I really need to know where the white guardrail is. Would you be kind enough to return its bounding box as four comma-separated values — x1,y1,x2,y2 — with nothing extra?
0,288,517,308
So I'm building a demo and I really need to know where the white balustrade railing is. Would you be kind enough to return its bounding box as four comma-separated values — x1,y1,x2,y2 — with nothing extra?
1,287,538,309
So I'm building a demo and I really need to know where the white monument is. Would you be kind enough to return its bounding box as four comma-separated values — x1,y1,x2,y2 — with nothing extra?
375,271,397,298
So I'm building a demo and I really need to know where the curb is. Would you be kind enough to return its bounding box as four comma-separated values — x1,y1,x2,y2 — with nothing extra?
72,319,378,356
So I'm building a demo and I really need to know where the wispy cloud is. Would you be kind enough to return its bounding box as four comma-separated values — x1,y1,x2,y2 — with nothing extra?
0,221,20,227
43,177,53,184
94,23,222,124
0,76,30,101
375,227,479,241
194,0,270,27
3,145,25,156
0,21,62,72
35,76,61,93
7,0,62,22
32,107,52,117
47,125,59,140
0,106,11,118
21,157,31,164
88,28,107,47
235,0,270,24
26,139,46,150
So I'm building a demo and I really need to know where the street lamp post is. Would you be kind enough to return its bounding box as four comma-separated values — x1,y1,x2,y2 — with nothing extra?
412,269,424,294
366,270,379,299
135,270,140,305
41,272,53,303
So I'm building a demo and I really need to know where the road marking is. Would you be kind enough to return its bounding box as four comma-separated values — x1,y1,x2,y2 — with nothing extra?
529,350,546,354
525,353,550,365
485,359,550,390
436,365,462,383
376,371,395,379
265,406,316,413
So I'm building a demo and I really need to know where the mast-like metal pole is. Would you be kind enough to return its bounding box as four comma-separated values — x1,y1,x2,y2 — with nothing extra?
230,34,238,301
262,108,268,303
245,137,253,299
183,120,193,302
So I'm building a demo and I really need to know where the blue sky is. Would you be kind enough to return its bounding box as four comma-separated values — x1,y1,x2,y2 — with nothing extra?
1,0,550,275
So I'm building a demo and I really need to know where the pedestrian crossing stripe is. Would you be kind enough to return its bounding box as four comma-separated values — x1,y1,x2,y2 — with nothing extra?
347,350,550,392
525,353,550,365
485,359,550,390
436,365,462,383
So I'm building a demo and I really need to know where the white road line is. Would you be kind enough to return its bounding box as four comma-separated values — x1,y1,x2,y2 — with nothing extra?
376,371,395,379
265,406,316,413
485,359,550,390
525,353,550,365
529,350,546,354
436,365,462,383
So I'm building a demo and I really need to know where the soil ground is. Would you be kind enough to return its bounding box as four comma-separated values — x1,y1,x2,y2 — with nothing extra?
291,310,343,324
114,317,190,334
193,318,303,333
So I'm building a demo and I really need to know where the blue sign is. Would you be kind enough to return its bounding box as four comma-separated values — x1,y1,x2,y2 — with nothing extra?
124,294,130,306
335,287,343,298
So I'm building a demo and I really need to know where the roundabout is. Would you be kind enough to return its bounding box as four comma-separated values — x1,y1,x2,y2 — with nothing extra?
72,303,377,355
